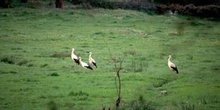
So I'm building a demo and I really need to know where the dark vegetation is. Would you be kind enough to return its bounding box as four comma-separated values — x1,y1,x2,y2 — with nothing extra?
1,0,220,19
154,0,220,6
70,0,220,19
70,0,156,11
55,0,63,8
157,4,220,19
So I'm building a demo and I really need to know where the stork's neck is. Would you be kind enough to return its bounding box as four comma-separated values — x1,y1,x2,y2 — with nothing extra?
168,56,171,62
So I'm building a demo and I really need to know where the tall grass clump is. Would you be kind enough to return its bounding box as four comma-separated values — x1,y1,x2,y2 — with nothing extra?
179,101,195,110
48,100,58,110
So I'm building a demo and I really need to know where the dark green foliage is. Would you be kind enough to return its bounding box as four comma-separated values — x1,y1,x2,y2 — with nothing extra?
70,0,157,11
0,0,49,8
68,91,89,101
68,91,89,97
49,72,59,76
154,0,220,6
153,77,170,88
1,57,15,64
0,0,20,8
48,101,58,110
0,0,36,8
0,56,30,66
2,0,219,19
157,4,220,19
17,59,29,66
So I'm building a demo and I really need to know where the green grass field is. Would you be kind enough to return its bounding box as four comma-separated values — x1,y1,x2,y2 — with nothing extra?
0,8,220,110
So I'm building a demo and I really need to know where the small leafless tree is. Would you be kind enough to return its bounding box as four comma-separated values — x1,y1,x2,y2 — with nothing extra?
113,57,123,108
105,40,124,109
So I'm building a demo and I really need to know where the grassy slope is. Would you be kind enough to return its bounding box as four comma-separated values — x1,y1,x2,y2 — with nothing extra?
0,8,219,110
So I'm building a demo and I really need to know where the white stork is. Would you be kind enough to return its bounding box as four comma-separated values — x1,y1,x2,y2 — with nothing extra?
71,48,80,65
168,55,179,74
88,52,97,68
79,57,93,70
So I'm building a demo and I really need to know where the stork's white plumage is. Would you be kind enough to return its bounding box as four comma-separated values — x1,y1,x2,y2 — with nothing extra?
88,52,97,68
79,57,93,70
71,48,80,65
168,55,179,74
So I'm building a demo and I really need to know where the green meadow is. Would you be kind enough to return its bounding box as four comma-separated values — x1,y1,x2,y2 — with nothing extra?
0,8,220,110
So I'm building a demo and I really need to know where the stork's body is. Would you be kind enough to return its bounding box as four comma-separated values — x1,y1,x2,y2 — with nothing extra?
88,52,97,68
79,57,93,70
71,48,80,65
168,55,179,74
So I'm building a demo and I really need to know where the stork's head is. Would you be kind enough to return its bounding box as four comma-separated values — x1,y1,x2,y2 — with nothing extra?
168,55,172,59
72,48,75,52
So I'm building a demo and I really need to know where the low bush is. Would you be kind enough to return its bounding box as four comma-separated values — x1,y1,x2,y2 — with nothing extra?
154,0,220,6
157,4,220,19
70,0,157,11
